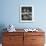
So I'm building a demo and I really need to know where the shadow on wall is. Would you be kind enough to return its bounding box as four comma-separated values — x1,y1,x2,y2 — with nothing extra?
0,24,7,43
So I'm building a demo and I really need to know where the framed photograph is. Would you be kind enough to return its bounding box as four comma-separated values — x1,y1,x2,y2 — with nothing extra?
20,5,34,22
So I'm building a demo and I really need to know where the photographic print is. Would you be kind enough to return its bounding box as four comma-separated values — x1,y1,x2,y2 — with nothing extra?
20,5,34,22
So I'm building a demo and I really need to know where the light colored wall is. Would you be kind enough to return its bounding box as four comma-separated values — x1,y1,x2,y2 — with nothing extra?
0,0,46,29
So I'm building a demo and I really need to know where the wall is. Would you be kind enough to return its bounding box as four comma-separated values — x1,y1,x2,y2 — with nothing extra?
0,0,46,29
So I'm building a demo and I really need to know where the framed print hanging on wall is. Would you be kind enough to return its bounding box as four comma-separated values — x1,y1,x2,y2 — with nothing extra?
20,5,34,22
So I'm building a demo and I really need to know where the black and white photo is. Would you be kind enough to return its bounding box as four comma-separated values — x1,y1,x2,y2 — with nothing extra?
20,5,34,22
